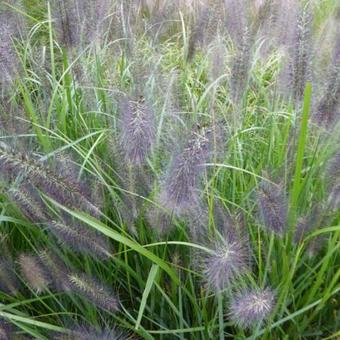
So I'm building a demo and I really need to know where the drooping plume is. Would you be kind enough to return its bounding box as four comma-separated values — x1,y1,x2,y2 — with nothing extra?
47,219,111,259
229,287,275,329
39,250,70,292
18,254,50,294
257,179,288,235
8,185,47,223
0,258,19,295
0,143,101,217
67,273,119,313
159,126,211,216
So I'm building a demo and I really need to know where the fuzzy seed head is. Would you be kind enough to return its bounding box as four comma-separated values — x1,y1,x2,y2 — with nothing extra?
68,273,119,313
48,220,111,259
18,254,49,294
257,180,287,235
289,4,313,103
38,251,70,292
0,320,11,340
119,95,155,166
160,126,211,215
0,145,100,217
229,288,275,329
202,237,249,291
8,186,46,223
0,259,19,295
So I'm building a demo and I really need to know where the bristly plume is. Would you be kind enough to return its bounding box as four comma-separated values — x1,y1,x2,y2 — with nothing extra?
0,144,101,217
0,319,12,340
17,254,49,294
229,26,252,105
159,125,211,216
47,220,111,259
224,0,248,43
288,3,313,103
229,287,275,329
0,258,19,295
53,0,112,48
119,94,155,166
67,273,119,313
52,0,83,48
257,179,288,235
54,324,128,340
201,235,249,291
314,39,340,128
38,250,70,292
0,10,20,93
8,185,47,223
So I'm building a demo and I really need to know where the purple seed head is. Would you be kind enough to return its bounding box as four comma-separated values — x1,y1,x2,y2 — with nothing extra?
17,254,49,294
67,273,119,313
202,236,249,291
0,11,20,91
0,144,101,217
47,220,111,259
0,319,12,340
288,3,313,103
314,40,340,128
257,179,288,235
229,26,252,104
119,94,155,166
0,258,19,295
38,250,70,292
224,0,248,43
229,287,275,329
159,126,211,216
326,151,340,211
8,185,47,223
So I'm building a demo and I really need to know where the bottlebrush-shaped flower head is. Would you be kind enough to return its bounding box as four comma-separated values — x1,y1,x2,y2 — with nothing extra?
0,10,20,91
314,40,340,128
67,273,119,313
17,254,50,294
288,3,313,103
38,250,70,292
47,220,111,259
229,26,252,105
0,319,12,340
0,144,101,217
0,258,19,295
159,126,212,216
257,179,288,235
229,287,275,329
8,185,47,223
201,235,249,291
119,94,155,166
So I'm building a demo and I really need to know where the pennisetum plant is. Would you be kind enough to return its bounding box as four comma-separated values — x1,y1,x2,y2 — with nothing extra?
257,178,288,236
228,287,276,329
159,125,212,217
